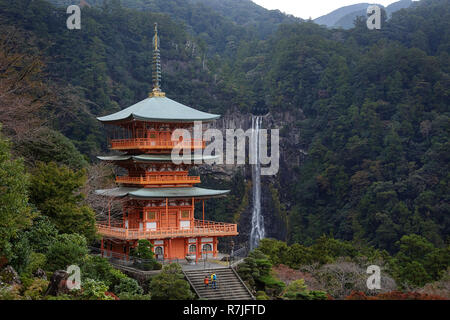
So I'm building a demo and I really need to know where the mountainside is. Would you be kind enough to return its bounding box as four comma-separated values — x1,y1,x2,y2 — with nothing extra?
314,3,371,27
0,0,449,299
0,0,449,256
188,0,301,36
315,0,414,29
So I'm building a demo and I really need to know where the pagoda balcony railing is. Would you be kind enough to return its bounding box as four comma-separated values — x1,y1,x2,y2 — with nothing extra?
115,174,201,185
96,219,238,240
109,138,205,150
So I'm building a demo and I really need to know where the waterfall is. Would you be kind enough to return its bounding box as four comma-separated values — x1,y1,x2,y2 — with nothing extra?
250,115,264,250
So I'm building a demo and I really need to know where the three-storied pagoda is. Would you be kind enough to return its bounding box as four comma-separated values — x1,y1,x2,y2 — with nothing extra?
96,24,238,262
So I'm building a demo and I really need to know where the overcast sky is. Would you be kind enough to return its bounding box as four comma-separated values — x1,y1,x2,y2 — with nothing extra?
251,0,402,20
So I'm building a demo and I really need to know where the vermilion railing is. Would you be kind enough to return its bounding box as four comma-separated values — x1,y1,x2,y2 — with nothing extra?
115,174,201,185
110,138,205,150
96,219,238,240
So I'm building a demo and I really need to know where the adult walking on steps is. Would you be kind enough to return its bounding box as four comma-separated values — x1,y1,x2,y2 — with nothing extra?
211,272,217,289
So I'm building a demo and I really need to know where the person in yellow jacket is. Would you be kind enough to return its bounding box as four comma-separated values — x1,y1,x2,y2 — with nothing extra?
211,273,217,289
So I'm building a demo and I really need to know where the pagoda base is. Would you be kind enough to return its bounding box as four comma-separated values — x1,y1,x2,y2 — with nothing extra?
101,236,221,262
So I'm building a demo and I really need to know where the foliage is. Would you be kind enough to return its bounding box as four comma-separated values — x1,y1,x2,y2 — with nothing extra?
130,239,158,270
117,292,152,300
24,252,46,276
8,233,32,274
0,285,22,300
114,277,143,296
24,216,59,254
23,278,49,300
80,255,127,291
17,127,88,170
0,128,33,260
148,263,194,300
258,238,386,269
345,290,447,300
45,233,88,271
282,279,327,300
29,162,96,242
237,249,285,297
255,290,270,300
76,278,114,300
390,234,450,288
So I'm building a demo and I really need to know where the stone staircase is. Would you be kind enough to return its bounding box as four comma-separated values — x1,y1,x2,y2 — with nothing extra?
183,267,254,300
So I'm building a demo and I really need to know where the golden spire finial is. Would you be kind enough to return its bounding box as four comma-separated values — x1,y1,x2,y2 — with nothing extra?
150,22,165,97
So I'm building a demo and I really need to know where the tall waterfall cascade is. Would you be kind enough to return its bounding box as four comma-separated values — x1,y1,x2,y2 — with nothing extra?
250,115,264,250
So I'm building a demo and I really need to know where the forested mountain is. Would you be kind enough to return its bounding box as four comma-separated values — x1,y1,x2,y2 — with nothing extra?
314,0,414,29
0,0,449,300
314,2,371,27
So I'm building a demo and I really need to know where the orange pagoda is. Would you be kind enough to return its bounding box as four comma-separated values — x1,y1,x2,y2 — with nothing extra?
95,24,238,262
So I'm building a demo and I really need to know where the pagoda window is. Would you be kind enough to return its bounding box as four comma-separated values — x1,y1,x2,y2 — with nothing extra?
189,245,196,253
202,244,212,252
146,211,157,221
181,210,190,219
155,247,163,255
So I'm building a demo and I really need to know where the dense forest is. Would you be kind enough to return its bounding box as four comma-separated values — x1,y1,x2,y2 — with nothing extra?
0,0,449,300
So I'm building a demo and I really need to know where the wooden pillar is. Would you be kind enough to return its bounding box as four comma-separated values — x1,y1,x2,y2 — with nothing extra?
168,238,172,261
166,197,169,229
213,237,218,257
196,237,200,263
108,201,111,228
101,238,104,257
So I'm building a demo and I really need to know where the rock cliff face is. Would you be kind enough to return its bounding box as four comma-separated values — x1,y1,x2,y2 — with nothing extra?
201,108,307,246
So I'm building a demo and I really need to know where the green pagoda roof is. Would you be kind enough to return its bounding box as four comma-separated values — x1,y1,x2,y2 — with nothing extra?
95,187,229,200
97,154,220,163
97,96,220,123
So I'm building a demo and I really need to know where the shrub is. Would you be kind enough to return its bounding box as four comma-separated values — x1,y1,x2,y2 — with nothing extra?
23,278,49,300
148,264,194,300
76,278,114,300
114,277,143,296
117,292,151,300
80,255,127,290
45,233,88,271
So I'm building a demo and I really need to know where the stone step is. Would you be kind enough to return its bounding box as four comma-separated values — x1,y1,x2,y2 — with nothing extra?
183,267,253,300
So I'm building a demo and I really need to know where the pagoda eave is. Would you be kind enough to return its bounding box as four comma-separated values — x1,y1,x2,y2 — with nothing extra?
96,97,221,124
97,154,220,164
95,187,230,200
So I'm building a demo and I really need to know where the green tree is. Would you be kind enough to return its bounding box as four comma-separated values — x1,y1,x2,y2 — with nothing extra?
29,162,96,241
25,216,59,254
45,233,88,271
148,263,194,300
114,277,143,296
76,278,114,300
237,249,285,297
80,255,127,290
130,239,158,270
0,128,33,260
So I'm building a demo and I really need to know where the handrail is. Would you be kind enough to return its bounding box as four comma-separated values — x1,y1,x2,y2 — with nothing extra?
230,266,255,300
96,219,238,240
115,175,201,185
110,138,205,150
182,269,202,299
